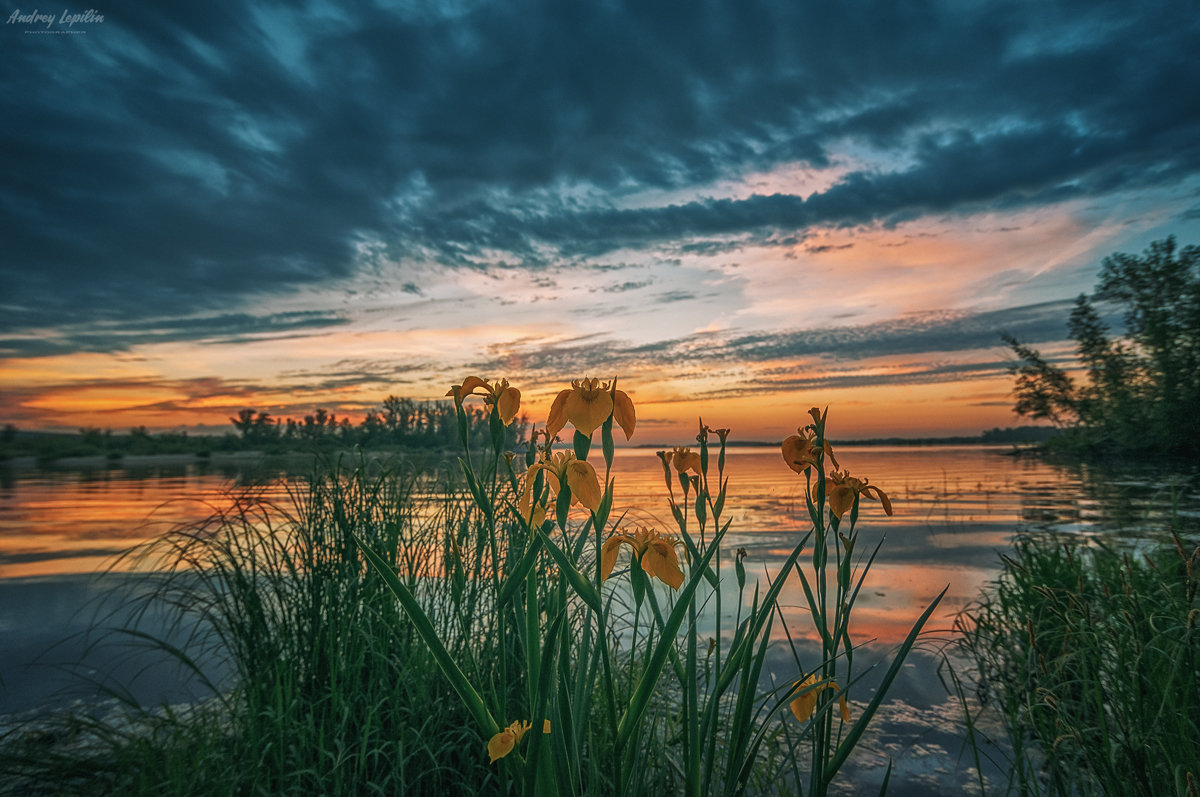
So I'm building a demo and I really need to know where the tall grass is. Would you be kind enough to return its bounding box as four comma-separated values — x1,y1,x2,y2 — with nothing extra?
955,531,1200,796
0,454,501,794
353,379,944,795
1,376,944,795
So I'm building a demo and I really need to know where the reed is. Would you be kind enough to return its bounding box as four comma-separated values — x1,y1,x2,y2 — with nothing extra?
1,376,942,795
955,531,1200,796
0,454,495,794
353,377,943,795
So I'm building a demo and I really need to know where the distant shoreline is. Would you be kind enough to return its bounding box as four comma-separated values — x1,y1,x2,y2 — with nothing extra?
636,432,1052,448
0,449,441,472
0,438,1039,472
635,437,1004,449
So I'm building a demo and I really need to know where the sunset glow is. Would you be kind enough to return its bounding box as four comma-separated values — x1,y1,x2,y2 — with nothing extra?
3,4,1198,441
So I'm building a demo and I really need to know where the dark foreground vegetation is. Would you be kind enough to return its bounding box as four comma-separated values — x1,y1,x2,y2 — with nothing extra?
0,384,936,795
955,531,1199,796
0,457,502,794
1005,236,1200,459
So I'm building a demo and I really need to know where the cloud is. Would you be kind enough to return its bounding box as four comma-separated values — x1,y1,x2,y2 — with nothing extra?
451,298,1080,393
741,360,1013,393
1,0,1197,348
600,280,653,293
0,311,348,358
619,299,1075,367
0,364,437,429
711,300,1076,363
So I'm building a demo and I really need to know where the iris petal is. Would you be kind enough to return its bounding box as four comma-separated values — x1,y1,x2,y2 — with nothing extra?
460,376,490,396
600,536,627,581
497,387,521,425
487,729,516,762
641,543,684,590
789,676,820,722
828,485,855,519
566,389,613,436
546,389,570,437
864,485,893,516
672,449,702,474
789,676,849,723
565,460,602,510
781,435,814,474
613,389,636,439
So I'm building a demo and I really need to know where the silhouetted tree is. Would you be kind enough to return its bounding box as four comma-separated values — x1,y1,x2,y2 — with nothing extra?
1001,333,1078,427
1005,236,1200,456
225,393,527,452
231,409,280,445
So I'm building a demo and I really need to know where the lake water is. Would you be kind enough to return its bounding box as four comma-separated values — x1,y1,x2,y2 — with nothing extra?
1,446,1196,793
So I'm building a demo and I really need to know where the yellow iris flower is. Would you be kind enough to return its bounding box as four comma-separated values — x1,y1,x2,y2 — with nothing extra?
827,469,893,519
487,720,529,762
446,376,522,425
520,497,548,528
789,674,851,724
669,446,702,475
546,377,636,439
781,407,839,474
600,527,685,590
781,428,837,474
487,719,551,763
519,451,603,522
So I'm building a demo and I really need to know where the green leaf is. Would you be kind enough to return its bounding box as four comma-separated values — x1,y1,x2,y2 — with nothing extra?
677,526,719,589
499,533,545,607
593,476,615,534
525,610,566,794
713,531,811,699
489,406,505,453
573,429,591,461
459,458,493,520
630,559,646,606
601,416,615,471
350,531,497,736
537,527,603,614
670,502,686,533
616,522,727,751
556,485,571,531
823,585,949,781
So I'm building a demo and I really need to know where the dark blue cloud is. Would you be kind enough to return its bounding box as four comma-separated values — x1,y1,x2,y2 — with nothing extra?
461,298,1080,382
0,311,348,357
2,0,1198,342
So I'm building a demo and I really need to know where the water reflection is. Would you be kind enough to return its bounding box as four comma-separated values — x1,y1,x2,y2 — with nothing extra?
0,446,1195,794
0,462,278,579
1,447,1195,620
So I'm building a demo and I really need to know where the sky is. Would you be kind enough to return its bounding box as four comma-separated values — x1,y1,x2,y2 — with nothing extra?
3,0,1199,442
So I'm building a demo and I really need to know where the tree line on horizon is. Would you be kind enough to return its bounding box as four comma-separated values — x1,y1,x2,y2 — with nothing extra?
0,396,527,460
227,395,527,450
1005,236,1199,458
